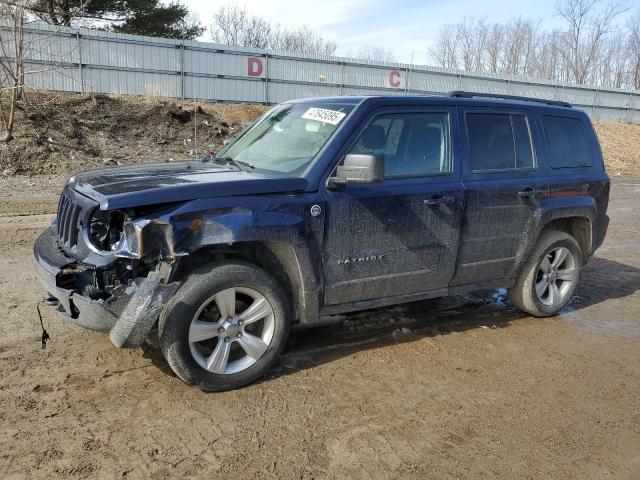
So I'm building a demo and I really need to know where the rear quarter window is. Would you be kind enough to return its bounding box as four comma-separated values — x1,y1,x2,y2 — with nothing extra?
541,115,593,168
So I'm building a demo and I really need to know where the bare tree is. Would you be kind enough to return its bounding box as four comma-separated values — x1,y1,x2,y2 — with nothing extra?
485,23,504,74
535,30,567,81
348,45,396,63
628,12,640,89
242,14,272,50
429,24,459,69
501,18,539,76
456,17,478,71
0,0,89,141
210,5,249,46
428,1,638,90
210,6,336,56
0,0,27,141
596,32,628,87
271,24,336,56
555,0,629,84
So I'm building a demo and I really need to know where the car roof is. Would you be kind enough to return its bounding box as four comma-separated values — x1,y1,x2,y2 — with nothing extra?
287,94,579,115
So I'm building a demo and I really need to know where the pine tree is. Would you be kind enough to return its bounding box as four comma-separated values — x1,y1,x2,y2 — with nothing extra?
31,0,204,39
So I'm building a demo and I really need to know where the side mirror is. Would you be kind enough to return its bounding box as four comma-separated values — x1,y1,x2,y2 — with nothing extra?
329,154,384,187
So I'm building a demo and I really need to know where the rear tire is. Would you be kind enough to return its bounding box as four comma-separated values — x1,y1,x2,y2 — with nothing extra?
158,261,290,391
509,230,582,317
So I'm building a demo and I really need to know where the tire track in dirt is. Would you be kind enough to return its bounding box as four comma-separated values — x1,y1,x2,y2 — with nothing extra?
0,214,53,249
0,204,56,216
0,214,53,228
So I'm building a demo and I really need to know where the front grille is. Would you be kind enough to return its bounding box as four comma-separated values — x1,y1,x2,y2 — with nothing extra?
57,190,83,249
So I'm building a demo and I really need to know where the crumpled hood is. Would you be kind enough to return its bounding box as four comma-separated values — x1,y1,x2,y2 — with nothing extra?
68,161,308,210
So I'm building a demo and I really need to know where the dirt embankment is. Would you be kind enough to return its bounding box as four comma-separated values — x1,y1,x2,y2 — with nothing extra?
1,93,639,177
593,121,640,176
0,93,267,176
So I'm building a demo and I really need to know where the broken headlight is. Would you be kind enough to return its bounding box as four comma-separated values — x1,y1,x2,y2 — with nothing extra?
89,210,171,259
88,210,125,251
111,220,142,259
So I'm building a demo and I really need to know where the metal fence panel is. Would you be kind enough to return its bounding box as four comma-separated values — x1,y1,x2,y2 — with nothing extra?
458,76,510,95
593,107,625,122
83,37,179,71
24,63,80,92
510,83,558,100
26,30,79,64
269,57,342,85
411,71,461,94
2,22,639,123
185,50,247,77
268,82,341,104
215,78,265,103
554,87,598,108
83,68,180,97
596,91,630,109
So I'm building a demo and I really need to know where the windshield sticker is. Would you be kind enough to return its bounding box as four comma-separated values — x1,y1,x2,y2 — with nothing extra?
301,107,347,125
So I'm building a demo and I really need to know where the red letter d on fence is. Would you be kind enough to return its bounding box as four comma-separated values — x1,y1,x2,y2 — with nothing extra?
248,57,264,77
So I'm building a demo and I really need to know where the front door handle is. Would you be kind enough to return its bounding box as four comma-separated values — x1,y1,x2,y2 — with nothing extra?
518,187,543,198
424,195,455,206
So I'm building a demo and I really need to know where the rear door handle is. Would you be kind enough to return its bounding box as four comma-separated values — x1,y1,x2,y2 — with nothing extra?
424,195,455,206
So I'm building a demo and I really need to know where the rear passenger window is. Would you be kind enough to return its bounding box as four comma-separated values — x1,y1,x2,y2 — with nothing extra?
541,116,593,168
467,113,535,171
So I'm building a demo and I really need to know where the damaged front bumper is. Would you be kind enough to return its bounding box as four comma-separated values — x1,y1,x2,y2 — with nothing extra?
33,227,179,348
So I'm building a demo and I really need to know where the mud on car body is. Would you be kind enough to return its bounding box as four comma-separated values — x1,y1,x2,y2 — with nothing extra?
34,92,610,391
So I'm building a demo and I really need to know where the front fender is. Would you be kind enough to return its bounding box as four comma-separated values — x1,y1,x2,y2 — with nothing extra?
173,207,305,252
132,196,325,324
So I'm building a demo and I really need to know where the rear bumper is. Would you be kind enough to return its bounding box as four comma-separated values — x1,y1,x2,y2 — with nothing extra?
33,227,178,348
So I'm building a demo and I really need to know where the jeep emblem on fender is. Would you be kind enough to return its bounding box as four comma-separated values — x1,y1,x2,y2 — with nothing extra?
310,205,322,216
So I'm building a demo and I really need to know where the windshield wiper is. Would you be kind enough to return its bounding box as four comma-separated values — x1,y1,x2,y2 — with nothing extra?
203,155,255,170
231,159,255,170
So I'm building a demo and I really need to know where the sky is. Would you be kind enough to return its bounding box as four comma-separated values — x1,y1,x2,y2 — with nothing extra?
181,0,578,64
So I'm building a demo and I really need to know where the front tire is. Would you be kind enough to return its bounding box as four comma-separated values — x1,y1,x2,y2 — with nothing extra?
158,261,290,391
509,230,583,317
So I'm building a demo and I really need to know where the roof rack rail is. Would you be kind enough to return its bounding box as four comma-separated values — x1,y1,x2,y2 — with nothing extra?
448,90,572,108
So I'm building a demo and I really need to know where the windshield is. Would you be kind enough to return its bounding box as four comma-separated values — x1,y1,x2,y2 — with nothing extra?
217,102,355,174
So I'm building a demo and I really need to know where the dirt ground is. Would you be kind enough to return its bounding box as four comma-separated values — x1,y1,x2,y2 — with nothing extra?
0,176,637,480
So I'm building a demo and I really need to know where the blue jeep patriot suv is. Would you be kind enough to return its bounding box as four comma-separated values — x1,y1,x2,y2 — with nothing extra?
34,91,610,391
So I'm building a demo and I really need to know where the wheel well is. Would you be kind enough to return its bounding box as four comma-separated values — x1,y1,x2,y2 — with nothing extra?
171,242,299,321
543,217,592,260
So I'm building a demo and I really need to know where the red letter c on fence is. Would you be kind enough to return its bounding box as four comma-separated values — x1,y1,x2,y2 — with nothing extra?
389,70,401,88
248,57,264,77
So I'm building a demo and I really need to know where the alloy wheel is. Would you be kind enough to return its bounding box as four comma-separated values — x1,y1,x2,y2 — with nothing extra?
188,287,275,375
534,246,577,307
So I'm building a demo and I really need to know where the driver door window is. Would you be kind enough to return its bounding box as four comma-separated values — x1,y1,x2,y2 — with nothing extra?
349,112,451,177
